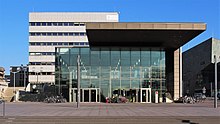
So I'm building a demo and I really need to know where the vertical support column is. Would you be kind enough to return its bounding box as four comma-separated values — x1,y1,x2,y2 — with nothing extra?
174,49,180,100
214,55,218,108
136,89,138,103
81,89,84,102
96,89,97,102
69,71,72,102
77,55,80,108
146,89,148,103
109,67,111,98
180,47,183,97
89,89,91,102
140,88,142,103
149,88,151,103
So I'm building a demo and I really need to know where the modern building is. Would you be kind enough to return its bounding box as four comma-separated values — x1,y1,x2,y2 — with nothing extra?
183,38,220,96
55,22,206,103
28,12,119,86
9,65,28,87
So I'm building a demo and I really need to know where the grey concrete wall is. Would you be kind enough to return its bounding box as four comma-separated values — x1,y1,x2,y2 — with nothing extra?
182,38,213,95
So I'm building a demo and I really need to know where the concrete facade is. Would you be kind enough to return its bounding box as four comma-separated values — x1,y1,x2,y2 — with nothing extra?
183,38,220,96
29,12,119,85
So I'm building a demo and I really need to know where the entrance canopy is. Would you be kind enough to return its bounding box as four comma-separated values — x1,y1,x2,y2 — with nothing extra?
86,22,206,49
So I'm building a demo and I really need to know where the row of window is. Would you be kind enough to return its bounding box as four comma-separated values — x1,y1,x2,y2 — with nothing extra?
29,32,86,36
29,22,85,26
29,62,55,65
29,72,55,75
29,42,89,46
30,52,56,56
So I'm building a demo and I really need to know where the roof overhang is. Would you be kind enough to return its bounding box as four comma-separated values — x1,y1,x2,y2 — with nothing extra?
86,22,206,49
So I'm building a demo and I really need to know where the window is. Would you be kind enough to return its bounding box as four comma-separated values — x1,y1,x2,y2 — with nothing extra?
53,33,58,36
29,53,35,56
30,33,35,36
42,22,46,26
43,43,47,46
74,23,79,26
36,33,41,36
69,33,74,36
64,23,68,26
53,42,58,46
75,33,79,36
69,22,74,26
47,22,52,26
58,43,62,45
58,33,62,36
35,53,41,56
47,53,52,55
36,22,41,26
80,23,85,26
30,22,35,26
53,23,58,26
80,33,85,36
80,42,84,45
47,33,52,36
30,43,35,46
42,53,47,55
58,22,62,26
47,43,52,45
64,33,68,36
69,42,73,45
41,63,47,65
36,43,41,46
42,33,46,36
64,43,68,45
75,42,79,45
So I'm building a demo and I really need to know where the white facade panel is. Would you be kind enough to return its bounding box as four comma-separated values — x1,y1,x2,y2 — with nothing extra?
29,56,55,62
29,26,85,32
29,36,88,42
29,46,55,52
29,65,55,72
29,75,55,83
29,12,119,84
29,12,119,22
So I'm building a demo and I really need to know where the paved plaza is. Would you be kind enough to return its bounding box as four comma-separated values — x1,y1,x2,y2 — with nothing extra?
0,100,219,124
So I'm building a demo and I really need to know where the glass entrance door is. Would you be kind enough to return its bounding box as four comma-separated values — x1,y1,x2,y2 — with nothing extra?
71,88,99,102
91,89,97,102
83,89,89,102
140,88,151,103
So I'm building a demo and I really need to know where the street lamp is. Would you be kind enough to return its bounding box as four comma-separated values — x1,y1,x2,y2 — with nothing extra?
214,55,219,108
10,67,20,102
20,64,27,90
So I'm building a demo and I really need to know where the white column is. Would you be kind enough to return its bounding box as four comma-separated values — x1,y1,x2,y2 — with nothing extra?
69,71,72,102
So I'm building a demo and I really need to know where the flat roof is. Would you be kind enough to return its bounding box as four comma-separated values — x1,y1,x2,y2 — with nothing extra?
86,22,206,49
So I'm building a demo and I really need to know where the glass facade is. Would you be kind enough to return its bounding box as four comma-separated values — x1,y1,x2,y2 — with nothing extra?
55,47,166,102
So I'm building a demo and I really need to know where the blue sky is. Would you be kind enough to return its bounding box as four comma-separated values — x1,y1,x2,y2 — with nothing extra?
0,0,219,74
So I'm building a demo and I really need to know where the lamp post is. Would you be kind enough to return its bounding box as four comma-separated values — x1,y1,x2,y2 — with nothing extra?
214,55,218,108
11,67,20,102
20,64,27,90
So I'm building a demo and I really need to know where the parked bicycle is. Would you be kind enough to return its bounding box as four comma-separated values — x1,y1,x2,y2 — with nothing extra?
43,95,67,103
194,93,206,103
182,95,196,104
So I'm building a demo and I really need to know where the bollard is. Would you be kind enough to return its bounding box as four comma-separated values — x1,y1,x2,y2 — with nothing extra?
155,91,158,103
